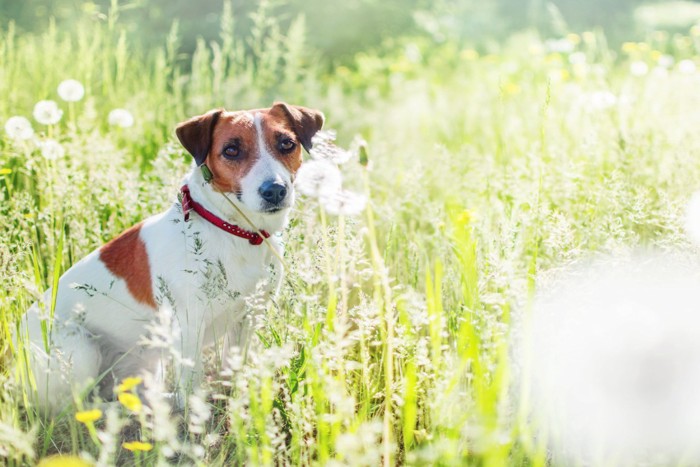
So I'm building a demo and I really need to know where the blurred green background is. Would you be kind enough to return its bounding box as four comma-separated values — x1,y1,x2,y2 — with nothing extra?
4,0,700,63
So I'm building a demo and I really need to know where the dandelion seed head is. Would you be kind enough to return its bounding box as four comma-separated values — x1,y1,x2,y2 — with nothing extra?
57,79,85,102
319,189,367,216
528,254,700,465
38,139,65,160
310,130,353,164
295,159,342,198
33,100,63,125
4,116,34,141
108,108,134,128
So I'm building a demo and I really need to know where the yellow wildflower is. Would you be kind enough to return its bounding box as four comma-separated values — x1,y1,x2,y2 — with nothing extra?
566,33,581,45
75,409,102,424
116,376,143,393
621,42,638,54
461,49,479,61
0,168,11,175
122,441,153,452
118,392,142,413
37,455,92,467
582,31,595,44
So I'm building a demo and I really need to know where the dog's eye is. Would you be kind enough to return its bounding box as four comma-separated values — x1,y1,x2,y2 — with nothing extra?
278,138,296,153
223,144,240,160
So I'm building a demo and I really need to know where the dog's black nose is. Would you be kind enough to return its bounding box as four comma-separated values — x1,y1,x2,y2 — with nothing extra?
259,181,287,205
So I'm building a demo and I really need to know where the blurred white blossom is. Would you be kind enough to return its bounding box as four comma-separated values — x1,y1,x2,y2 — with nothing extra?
33,100,63,125
657,54,674,69
108,108,134,128
629,60,649,76
568,52,586,65
582,90,617,111
528,255,700,465
57,79,85,102
545,38,575,54
320,189,367,217
4,116,34,141
296,159,342,198
38,139,65,160
678,59,697,75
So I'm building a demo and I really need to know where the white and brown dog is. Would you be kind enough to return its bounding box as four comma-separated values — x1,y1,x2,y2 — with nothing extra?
16,102,324,413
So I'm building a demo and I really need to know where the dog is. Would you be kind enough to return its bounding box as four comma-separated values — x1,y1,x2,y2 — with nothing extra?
15,102,324,414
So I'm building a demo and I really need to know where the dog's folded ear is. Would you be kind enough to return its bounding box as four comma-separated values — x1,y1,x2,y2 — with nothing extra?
271,102,324,153
176,109,223,166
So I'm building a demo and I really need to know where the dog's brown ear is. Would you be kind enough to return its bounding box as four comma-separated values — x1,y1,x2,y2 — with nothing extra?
175,109,223,166
271,102,324,152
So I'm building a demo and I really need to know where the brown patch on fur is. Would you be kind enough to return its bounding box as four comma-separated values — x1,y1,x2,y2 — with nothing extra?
260,111,304,176
207,112,259,194
99,223,156,309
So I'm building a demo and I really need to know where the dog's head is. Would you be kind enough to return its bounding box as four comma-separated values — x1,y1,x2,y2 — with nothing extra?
176,102,324,214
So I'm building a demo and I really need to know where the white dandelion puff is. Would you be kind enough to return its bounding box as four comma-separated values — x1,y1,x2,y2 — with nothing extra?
310,129,353,165
319,189,367,217
295,159,342,198
33,100,63,125
527,254,700,465
38,139,65,160
4,116,34,141
629,60,649,76
108,108,134,128
684,191,700,245
57,79,85,102
678,59,697,75
582,90,617,111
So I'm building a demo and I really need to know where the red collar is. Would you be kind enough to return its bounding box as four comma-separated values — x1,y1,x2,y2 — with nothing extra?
179,185,270,245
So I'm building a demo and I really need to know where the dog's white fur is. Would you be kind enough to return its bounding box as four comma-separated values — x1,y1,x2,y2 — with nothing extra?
15,106,321,413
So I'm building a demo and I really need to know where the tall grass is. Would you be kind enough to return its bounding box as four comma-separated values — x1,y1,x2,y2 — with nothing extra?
1,1,700,465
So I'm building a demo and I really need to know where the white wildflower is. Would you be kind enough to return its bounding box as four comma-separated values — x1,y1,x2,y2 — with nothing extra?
108,108,134,128
658,54,674,69
629,60,649,76
527,254,700,466
320,189,367,216
4,116,34,141
568,52,586,65
57,79,85,102
678,59,697,74
582,91,617,111
544,38,574,54
33,100,63,125
188,390,211,435
295,159,342,198
38,139,65,160
310,130,353,165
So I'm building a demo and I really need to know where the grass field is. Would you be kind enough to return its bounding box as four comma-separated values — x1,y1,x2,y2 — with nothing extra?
2,4,700,466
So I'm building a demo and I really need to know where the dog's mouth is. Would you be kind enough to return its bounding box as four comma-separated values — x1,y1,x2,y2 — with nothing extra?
261,206,286,214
